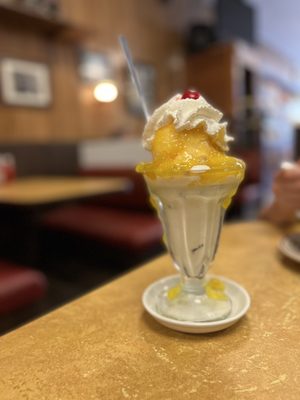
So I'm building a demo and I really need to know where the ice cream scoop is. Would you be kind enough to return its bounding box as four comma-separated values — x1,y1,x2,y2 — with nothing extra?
137,91,245,186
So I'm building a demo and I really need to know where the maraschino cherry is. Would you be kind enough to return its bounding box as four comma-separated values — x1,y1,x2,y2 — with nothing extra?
181,89,200,99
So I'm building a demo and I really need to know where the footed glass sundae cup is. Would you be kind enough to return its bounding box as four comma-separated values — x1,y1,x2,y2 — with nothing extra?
136,89,245,323
144,171,241,322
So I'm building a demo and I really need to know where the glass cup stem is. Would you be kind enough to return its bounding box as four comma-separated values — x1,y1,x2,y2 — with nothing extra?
181,276,206,295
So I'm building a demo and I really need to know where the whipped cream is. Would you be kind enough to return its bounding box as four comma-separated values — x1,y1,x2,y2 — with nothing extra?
143,94,233,152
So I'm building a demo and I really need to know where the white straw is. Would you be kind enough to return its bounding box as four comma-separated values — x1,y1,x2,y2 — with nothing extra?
118,35,150,121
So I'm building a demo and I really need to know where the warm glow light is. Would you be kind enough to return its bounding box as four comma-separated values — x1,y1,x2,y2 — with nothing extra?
93,80,118,103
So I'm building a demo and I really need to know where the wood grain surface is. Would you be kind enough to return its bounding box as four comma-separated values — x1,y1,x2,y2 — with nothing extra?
0,221,299,399
0,0,183,143
0,176,127,205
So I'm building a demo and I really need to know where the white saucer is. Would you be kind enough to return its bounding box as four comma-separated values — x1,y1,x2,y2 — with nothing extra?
279,234,300,263
142,274,251,334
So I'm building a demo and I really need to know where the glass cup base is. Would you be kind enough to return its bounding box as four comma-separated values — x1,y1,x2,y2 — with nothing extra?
157,290,232,323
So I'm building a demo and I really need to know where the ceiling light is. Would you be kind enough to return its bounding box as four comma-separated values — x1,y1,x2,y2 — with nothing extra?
93,80,118,103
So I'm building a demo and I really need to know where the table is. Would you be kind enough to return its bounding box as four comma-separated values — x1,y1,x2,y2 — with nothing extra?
0,176,128,264
0,176,128,206
0,221,300,399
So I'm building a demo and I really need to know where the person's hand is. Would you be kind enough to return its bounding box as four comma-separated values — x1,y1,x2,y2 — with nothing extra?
261,161,300,224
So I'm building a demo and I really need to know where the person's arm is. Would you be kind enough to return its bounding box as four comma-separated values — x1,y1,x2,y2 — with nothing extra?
260,161,300,224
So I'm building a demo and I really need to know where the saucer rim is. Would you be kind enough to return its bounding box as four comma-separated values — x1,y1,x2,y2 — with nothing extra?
279,236,300,263
142,274,251,328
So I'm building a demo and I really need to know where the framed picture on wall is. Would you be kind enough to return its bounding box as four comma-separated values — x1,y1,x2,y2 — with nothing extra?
124,62,156,117
0,58,52,107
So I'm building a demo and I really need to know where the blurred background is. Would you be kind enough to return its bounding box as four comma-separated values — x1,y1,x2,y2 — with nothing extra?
0,0,299,333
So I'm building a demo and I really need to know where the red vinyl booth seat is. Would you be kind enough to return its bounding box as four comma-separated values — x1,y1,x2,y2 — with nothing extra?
0,261,47,315
42,205,163,252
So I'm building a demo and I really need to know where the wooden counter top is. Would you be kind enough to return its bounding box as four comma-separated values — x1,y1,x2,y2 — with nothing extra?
0,176,128,206
1,221,300,399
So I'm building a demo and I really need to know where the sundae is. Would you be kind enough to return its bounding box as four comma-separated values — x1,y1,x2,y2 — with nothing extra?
137,90,245,322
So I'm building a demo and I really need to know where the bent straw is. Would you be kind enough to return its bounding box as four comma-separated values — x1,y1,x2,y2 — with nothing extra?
118,35,150,121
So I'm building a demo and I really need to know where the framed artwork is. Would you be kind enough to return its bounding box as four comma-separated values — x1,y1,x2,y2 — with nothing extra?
78,50,113,83
124,62,156,117
0,58,51,107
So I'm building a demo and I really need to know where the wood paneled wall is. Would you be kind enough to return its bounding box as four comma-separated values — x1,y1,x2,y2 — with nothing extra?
0,0,184,143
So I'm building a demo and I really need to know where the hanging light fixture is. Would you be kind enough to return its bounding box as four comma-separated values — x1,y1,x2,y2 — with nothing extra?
93,80,118,103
